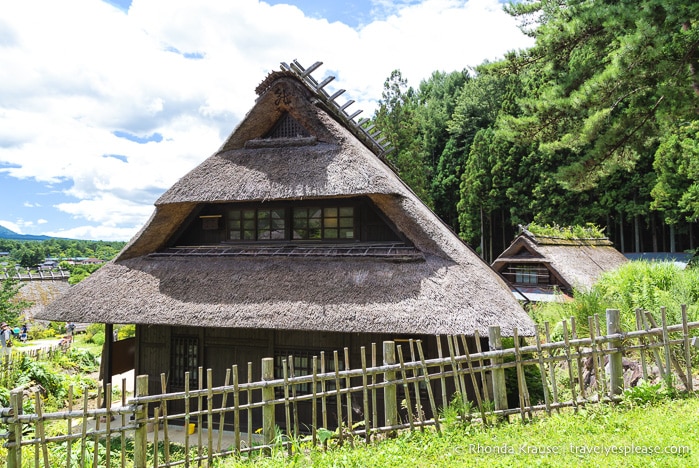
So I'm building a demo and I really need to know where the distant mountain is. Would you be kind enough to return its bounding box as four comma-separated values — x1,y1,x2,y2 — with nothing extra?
0,225,53,241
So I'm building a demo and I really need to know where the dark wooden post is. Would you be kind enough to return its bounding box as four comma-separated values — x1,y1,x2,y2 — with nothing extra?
606,309,623,397
103,323,114,407
383,341,397,433
488,326,508,414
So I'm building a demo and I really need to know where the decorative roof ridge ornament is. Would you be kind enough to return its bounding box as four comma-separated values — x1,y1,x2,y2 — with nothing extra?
264,59,393,160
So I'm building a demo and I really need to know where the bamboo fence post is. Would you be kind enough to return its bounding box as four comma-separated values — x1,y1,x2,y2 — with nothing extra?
645,311,684,380
197,366,203,464
153,408,160,468
105,382,112,468
459,335,486,424
533,325,551,415
360,346,371,443
206,369,214,466
320,351,328,450
635,309,649,381
396,345,415,431
415,340,441,434
159,373,170,465
371,343,378,435
594,314,608,395
512,329,528,422
134,375,149,468
571,317,586,400
289,355,300,439
682,305,693,392
408,340,424,428
343,347,354,444
34,391,49,467
435,336,448,407
473,330,490,402
8,388,23,468
641,311,667,379
383,341,398,436
660,307,673,386
333,350,344,446
67,385,73,468
120,376,127,468
312,356,318,447
232,366,240,454
544,322,558,406
561,320,578,410
282,358,292,456
184,372,191,467
488,326,508,416
261,357,275,450
217,368,231,453
587,316,602,399
447,335,471,420
247,362,252,451
652,307,689,389
80,390,88,466
450,336,469,413
94,385,102,468
606,309,624,397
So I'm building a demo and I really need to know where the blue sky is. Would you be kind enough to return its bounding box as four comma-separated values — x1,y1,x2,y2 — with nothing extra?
0,0,533,241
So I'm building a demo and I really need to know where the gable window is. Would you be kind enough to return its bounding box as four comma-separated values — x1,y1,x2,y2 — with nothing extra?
503,264,550,285
292,206,355,240
228,208,287,241
515,265,538,284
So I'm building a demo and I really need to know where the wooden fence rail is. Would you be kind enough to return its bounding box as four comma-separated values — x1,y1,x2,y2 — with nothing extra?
2,307,698,467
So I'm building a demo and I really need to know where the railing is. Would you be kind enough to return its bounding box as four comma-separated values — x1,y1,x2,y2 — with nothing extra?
1,267,70,281
1,307,698,467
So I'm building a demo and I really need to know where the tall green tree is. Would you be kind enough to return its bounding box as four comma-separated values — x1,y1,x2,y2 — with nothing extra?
0,279,31,325
373,70,432,205
504,0,699,191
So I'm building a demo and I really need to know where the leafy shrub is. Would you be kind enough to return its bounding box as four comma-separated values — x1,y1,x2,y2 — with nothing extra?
527,222,606,239
117,324,136,340
90,331,105,346
530,261,699,335
84,323,104,343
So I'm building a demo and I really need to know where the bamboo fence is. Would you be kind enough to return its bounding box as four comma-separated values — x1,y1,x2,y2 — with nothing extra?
1,307,698,468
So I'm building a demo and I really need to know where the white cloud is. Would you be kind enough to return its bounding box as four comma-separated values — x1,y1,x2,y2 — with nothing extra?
0,0,533,241
0,221,23,234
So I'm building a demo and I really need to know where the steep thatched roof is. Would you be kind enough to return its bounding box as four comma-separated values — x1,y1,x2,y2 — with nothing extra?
37,61,534,337
492,229,628,292
17,280,70,319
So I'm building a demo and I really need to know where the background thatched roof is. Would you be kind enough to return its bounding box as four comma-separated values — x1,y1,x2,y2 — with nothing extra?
37,69,535,337
492,230,627,291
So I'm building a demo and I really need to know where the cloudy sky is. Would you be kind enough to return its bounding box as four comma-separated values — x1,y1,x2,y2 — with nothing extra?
0,0,534,241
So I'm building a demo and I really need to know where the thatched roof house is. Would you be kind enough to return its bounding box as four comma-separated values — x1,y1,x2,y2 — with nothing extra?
38,61,532,338
37,61,533,427
492,227,628,301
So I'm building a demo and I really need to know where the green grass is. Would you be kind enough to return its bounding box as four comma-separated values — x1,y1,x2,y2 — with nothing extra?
219,397,699,467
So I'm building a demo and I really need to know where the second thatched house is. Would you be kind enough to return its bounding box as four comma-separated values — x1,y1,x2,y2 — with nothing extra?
492,226,628,302
38,60,534,429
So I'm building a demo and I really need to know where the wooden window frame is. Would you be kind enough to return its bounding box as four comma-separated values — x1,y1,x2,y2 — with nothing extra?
170,335,199,388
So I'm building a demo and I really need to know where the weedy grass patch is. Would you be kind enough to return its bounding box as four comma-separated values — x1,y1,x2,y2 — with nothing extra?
217,396,699,468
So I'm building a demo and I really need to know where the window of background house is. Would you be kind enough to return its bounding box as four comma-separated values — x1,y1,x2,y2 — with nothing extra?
514,265,539,284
